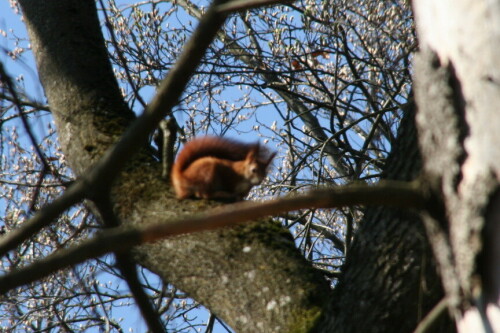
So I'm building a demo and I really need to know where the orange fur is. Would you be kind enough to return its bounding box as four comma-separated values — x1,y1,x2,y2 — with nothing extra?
171,136,275,200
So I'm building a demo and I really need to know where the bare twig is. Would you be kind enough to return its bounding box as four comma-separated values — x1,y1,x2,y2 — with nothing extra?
93,197,167,333
205,313,216,333
215,0,293,13
413,298,448,333
0,91,49,113
159,118,177,180
116,253,167,333
97,0,147,109
0,179,87,258
0,62,54,211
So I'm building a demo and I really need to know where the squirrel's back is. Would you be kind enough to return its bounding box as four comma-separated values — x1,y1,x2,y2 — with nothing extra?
173,136,260,172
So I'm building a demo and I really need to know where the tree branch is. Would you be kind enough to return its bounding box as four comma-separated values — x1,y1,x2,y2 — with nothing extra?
0,180,427,294
115,253,167,333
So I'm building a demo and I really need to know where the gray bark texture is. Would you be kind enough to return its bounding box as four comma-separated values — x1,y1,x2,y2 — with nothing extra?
413,1,500,331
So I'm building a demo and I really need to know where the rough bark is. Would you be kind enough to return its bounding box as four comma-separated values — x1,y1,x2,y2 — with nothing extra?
18,1,329,332
413,1,500,331
19,0,135,173
320,104,453,333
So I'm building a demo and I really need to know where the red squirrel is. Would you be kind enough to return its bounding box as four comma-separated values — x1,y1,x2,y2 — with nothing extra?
171,136,276,200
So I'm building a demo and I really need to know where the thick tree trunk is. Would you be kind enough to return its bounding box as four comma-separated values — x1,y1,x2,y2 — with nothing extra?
413,1,500,331
18,1,330,332
322,105,453,333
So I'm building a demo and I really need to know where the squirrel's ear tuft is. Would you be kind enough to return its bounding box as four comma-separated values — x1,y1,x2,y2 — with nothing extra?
265,151,277,166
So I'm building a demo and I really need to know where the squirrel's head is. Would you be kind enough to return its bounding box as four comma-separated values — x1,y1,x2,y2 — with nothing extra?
244,145,276,185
